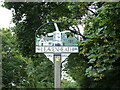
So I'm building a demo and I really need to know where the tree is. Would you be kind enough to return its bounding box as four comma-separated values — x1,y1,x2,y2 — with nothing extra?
3,2,120,88
79,2,120,88
2,28,54,88
66,54,92,88
2,28,28,88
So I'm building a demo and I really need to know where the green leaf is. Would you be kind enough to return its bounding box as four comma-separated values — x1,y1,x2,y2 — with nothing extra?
88,58,96,63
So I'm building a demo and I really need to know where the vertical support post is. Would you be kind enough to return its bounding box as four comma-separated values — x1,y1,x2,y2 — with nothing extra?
54,54,61,89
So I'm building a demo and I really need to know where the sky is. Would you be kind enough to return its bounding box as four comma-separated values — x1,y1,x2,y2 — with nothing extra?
0,1,15,29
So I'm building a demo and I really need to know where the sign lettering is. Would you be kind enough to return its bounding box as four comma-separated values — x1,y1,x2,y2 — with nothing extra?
36,46,78,53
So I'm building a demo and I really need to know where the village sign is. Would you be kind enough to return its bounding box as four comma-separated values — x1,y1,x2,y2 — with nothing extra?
35,23,79,62
35,22,79,88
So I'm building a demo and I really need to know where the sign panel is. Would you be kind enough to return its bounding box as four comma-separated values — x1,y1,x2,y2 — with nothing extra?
36,46,79,53
61,53,70,62
44,53,54,62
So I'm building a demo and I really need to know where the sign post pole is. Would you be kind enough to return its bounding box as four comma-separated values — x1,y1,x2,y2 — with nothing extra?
54,54,61,89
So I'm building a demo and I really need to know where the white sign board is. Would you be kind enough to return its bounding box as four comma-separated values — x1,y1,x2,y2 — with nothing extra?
36,46,79,53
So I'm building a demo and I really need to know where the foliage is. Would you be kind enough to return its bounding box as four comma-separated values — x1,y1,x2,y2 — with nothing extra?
63,2,120,88
3,2,120,88
2,28,54,88
80,2,120,79
61,79,80,89
89,66,120,88
65,54,92,88
78,2,120,88
25,58,54,88
2,28,27,88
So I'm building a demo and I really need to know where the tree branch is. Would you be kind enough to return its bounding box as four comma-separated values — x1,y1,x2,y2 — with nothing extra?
67,28,86,39
85,6,96,15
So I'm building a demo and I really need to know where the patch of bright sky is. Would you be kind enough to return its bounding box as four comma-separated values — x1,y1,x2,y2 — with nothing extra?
0,0,15,29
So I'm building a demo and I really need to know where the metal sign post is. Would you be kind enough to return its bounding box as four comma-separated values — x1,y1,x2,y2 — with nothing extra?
35,23,79,89
54,54,61,89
